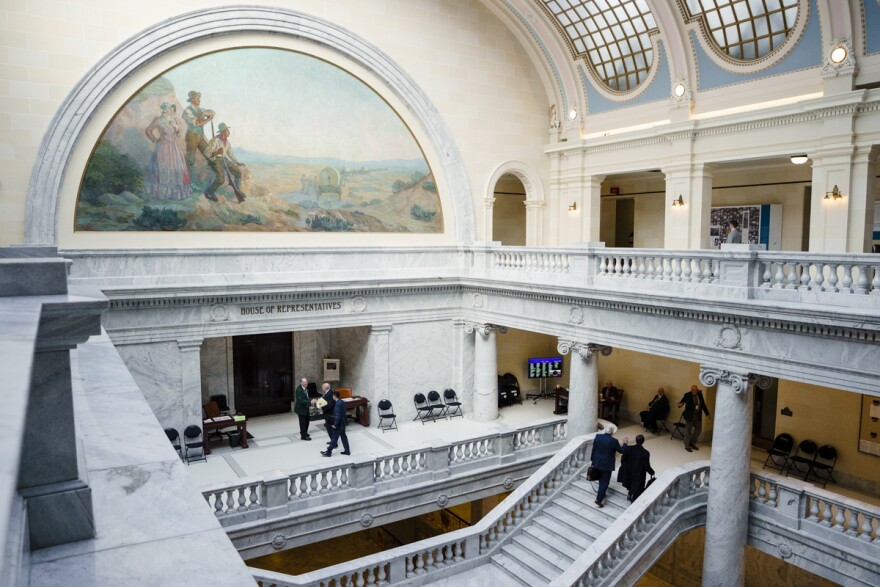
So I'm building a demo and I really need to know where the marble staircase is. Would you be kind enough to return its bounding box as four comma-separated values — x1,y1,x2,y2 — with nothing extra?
491,481,628,586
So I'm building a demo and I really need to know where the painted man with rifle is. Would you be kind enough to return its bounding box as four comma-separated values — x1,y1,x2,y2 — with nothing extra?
204,122,246,203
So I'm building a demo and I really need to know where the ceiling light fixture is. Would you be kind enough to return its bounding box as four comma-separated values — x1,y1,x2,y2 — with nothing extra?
830,45,848,64
568,107,578,121
673,83,687,98
790,155,808,165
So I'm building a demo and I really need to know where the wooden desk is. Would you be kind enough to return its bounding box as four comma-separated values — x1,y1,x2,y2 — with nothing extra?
203,417,248,454
341,396,370,427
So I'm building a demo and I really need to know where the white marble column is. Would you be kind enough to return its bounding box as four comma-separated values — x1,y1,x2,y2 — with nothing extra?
466,323,506,421
451,319,474,410
370,325,392,407
558,340,611,437
178,338,204,430
699,367,768,587
524,199,545,246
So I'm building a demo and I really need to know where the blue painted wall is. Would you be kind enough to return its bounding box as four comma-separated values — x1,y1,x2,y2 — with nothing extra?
866,0,880,55
583,40,671,115
694,0,822,91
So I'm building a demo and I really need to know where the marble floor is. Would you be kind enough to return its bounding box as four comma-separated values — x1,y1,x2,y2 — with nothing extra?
185,400,879,508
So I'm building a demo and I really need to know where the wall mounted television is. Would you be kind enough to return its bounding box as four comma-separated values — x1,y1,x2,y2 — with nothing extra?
528,357,563,379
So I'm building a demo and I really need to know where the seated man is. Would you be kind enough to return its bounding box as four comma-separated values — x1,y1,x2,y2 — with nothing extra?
640,387,669,433
600,380,620,419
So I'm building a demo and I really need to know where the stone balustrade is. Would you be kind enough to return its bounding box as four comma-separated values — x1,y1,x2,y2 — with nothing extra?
250,433,596,587
493,248,571,273
201,417,567,529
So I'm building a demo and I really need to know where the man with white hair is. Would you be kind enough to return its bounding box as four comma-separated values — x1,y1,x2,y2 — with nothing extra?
590,424,626,508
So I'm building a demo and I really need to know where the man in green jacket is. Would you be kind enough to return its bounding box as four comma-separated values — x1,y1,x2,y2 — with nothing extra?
293,377,313,441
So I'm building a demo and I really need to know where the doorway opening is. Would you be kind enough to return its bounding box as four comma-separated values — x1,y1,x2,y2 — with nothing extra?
233,332,293,418
752,378,779,450
492,174,526,245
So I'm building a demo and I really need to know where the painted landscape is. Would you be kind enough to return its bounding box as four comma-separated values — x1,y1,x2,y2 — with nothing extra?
74,48,442,233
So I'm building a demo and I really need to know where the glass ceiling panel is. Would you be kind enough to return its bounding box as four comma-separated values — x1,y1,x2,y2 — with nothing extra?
537,0,659,92
683,0,800,61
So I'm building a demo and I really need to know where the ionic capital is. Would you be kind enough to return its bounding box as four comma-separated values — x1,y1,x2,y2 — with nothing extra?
699,366,751,395
464,322,507,336
557,339,611,359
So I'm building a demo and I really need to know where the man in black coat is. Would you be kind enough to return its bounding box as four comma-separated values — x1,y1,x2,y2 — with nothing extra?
590,425,626,508
321,390,351,457
618,434,655,501
640,387,669,433
678,385,711,452
318,382,337,441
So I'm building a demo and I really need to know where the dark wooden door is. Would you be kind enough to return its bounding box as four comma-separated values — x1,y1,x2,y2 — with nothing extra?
233,332,293,418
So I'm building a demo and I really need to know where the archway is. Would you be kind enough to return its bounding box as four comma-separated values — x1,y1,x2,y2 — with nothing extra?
485,161,544,246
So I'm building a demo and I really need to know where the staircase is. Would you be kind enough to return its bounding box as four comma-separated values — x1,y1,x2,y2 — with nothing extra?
491,480,629,586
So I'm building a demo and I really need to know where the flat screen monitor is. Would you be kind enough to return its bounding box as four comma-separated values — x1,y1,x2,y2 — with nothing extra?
528,357,562,379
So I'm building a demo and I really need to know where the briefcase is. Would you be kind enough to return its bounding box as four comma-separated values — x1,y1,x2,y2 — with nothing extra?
645,476,656,489
587,466,601,481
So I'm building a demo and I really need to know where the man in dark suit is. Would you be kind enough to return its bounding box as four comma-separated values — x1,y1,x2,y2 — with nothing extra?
293,377,313,441
640,387,669,433
678,385,710,452
319,382,337,441
321,390,351,457
590,425,626,508
600,380,620,420
619,434,655,501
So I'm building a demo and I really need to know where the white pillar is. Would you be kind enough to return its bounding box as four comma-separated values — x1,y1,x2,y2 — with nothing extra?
558,340,611,437
581,174,605,244
524,199,545,246
699,367,766,587
178,338,204,430
370,325,392,415
467,323,506,422
663,163,713,249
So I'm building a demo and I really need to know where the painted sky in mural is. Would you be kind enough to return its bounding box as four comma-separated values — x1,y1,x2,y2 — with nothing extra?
74,48,442,233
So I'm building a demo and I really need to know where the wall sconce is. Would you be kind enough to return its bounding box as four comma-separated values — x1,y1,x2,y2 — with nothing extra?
671,195,685,208
790,154,808,165
824,185,844,201
568,202,577,212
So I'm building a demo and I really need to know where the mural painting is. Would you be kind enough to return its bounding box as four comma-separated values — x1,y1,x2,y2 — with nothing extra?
74,48,442,233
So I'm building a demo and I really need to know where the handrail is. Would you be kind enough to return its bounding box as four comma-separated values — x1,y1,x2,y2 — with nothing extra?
202,416,568,525
251,433,596,587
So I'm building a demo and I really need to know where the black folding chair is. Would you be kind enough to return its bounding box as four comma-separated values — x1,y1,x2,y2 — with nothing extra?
164,428,182,460
670,414,686,441
786,439,818,479
377,399,398,432
443,389,463,419
806,444,837,488
427,390,448,420
413,393,436,424
763,433,794,473
183,424,206,464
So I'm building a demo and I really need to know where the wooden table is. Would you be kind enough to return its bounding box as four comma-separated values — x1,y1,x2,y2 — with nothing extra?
341,396,370,426
203,417,248,454
554,389,609,419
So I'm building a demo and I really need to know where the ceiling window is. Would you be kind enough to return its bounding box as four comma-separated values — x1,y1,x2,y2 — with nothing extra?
683,0,800,61
538,0,659,92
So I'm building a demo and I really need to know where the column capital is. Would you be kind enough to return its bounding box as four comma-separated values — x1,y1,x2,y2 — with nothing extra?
557,339,611,359
465,322,507,336
524,199,545,209
698,366,771,394
177,338,203,352
370,324,393,335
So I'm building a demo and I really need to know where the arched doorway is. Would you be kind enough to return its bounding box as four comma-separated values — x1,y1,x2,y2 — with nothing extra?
492,173,526,245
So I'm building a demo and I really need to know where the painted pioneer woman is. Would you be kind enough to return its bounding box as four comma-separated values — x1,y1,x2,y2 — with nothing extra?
144,102,191,199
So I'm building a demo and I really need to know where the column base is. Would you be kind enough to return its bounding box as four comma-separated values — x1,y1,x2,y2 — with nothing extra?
21,478,95,549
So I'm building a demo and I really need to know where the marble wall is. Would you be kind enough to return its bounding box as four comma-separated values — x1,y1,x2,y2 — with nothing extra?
115,341,187,433
387,321,455,422
200,336,232,408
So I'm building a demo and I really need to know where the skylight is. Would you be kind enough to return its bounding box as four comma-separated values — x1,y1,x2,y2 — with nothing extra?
538,0,659,92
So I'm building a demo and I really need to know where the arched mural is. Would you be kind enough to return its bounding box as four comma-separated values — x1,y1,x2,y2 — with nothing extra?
73,47,442,233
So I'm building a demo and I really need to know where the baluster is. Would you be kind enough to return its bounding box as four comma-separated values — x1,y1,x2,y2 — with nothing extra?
871,265,880,295
599,256,608,275
355,569,366,587
704,259,715,283
237,488,247,510
213,491,224,515
644,257,654,280
841,264,854,293
683,257,693,281
454,541,464,562
673,257,682,281
821,501,833,526
767,483,776,507
859,514,874,541
392,456,401,476
826,264,839,292
757,480,766,503
761,262,772,287
808,496,820,522
773,262,785,288
785,262,798,289
855,265,869,294
663,258,673,280
834,505,846,531
223,489,234,513
377,564,387,585
845,509,860,536
414,552,425,575
405,556,414,578
813,263,825,291
322,471,332,493
613,256,622,276
799,263,811,290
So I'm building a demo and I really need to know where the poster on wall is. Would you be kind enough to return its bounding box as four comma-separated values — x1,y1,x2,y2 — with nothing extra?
73,48,442,233
709,205,781,250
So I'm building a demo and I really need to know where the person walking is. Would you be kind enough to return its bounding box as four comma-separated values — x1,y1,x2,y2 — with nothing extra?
319,382,336,441
678,385,710,452
293,377,313,441
619,434,655,501
590,425,625,508
321,390,351,457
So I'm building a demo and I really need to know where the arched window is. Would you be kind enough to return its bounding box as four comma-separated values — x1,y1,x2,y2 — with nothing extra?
682,0,800,61
538,0,659,93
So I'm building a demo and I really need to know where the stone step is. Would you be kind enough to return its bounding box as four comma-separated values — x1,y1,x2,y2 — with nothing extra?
533,515,597,549
554,496,618,533
500,542,562,581
561,488,628,517
571,479,631,509
512,532,574,571
522,524,584,561
542,506,605,542
491,551,549,587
